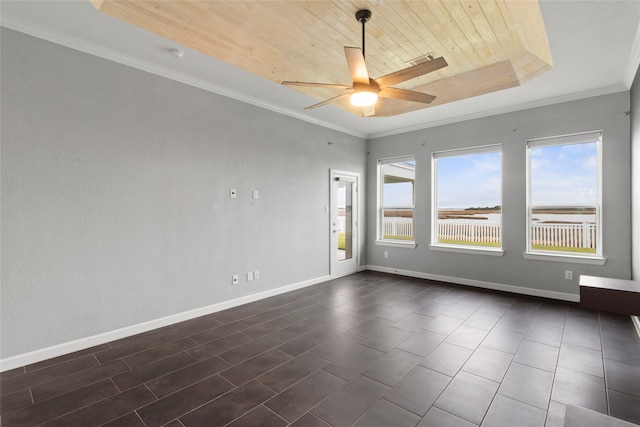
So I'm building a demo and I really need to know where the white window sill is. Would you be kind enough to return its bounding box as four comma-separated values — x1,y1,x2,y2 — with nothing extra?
524,252,606,265
429,244,504,256
375,240,417,249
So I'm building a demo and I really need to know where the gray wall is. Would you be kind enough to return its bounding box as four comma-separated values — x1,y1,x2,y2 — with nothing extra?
367,92,632,296
631,65,640,281
0,29,366,359
2,26,636,362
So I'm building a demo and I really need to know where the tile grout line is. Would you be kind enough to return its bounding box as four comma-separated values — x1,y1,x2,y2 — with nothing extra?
543,311,567,426
4,273,639,426
599,311,612,417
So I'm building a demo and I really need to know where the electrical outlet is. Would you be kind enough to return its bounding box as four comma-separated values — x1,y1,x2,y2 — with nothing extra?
232,275,239,285
384,251,388,258
254,270,260,280
246,271,254,281
565,270,573,280
252,190,259,199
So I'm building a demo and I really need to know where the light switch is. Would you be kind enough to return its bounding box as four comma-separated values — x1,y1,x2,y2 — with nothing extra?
230,188,237,199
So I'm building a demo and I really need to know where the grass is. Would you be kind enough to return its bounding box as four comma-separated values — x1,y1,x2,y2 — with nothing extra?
438,239,501,247
531,244,596,254
383,235,414,241
344,233,594,254
436,240,595,253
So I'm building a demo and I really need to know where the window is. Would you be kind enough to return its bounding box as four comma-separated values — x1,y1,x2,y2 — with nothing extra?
378,157,415,245
432,145,502,252
526,131,602,259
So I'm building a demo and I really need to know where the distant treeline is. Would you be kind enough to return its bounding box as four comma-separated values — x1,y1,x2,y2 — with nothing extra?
465,206,501,211
532,207,596,215
384,210,413,218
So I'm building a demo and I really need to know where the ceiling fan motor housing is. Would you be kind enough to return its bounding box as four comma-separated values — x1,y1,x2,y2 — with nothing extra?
353,79,380,93
355,9,372,23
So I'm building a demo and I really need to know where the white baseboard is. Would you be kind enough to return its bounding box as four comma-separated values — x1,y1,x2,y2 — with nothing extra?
0,274,331,372
364,265,580,302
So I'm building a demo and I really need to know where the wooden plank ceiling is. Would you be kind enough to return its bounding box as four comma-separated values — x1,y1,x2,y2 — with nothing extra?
90,0,553,117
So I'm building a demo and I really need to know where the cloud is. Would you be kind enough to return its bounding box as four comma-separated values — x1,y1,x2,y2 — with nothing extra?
529,142,598,205
436,152,501,208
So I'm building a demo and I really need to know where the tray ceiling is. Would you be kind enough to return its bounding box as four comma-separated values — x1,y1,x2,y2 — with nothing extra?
89,0,553,117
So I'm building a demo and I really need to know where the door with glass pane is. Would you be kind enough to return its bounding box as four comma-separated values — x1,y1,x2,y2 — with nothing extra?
330,170,359,277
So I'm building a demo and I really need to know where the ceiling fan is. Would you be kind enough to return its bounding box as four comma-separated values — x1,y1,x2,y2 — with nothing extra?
282,9,448,117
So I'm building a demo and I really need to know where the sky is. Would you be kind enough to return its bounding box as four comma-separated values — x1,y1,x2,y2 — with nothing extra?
436,151,502,209
383,142,597,210
530,142,597,207
383,181,414,207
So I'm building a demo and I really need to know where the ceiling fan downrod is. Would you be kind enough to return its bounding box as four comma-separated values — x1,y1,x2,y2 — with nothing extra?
355,9,372,58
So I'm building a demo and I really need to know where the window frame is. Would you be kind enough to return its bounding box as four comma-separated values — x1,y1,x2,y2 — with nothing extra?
430,144,504,256
525,131,605,264
376,155,417,248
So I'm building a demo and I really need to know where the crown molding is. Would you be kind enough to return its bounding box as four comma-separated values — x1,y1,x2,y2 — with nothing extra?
0,15,367,140
624,18,640,88
1,12,635,142
367,85,629,140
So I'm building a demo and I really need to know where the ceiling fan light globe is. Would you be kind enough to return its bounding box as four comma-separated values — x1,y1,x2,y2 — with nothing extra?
350,91,378,107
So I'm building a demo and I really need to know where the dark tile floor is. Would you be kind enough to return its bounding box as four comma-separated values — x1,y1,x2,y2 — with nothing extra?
2,271,640,426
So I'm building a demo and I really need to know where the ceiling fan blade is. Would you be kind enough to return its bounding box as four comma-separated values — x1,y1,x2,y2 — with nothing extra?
344,47,370,85
379,87,436,104
282,81,352,90
361,104,375,117
375,57,448,88
304,91,352,110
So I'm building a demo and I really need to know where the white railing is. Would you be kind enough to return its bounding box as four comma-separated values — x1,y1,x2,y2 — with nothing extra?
384,217,413,237
382,217,596,249
437,221,501,244
531,222,596,249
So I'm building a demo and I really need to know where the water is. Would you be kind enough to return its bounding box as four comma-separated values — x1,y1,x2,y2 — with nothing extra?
439,213,596,224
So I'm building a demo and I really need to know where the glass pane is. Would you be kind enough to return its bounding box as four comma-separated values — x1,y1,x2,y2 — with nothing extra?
337,181,352,261
435,151,502,247
382,160,415,240
529,142,598,254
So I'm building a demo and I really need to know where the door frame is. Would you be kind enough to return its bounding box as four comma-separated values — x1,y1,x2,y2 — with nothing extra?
330,169,360,278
